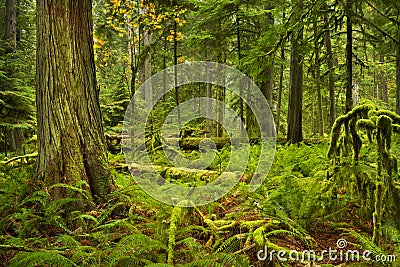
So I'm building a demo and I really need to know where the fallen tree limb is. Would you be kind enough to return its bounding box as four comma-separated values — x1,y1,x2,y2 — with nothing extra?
1,152,38,165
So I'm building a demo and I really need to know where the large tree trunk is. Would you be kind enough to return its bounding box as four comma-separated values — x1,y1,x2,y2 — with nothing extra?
36,0,111,203
345,0,353,113
287,27,303,143
324,14,336,127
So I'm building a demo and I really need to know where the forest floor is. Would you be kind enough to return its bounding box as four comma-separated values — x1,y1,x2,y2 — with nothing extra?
0,141,399,266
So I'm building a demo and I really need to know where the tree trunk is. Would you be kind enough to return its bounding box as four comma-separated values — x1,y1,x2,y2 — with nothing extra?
397,32,400,114
380,55,388,105
36,0,111,203
397,9,400,115
206,61,212,137
173,3,181,124
276,12,285,135
4,0,25,153
324,14,336,127
261,3,274,107
5,0,17,53
236,7,244,129
144,28,152,108
261,68,273,107
345,0,353,113
287,26,303,143
314,22,323,136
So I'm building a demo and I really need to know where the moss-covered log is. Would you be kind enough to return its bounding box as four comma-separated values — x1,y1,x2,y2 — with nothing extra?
127,163,223,183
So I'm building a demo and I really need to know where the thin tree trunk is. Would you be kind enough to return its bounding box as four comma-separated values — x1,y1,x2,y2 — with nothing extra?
324,14,336,127
312,93,315,135
206,61,212,137
314,22,323,135
144,29,152,108
173,3,180,124
236,8,244,129
397,9,400,115
276,13,285,136
216,60,225,138
380,55,388,105
345,0,353,113
36,0,111,203
397,30,400,114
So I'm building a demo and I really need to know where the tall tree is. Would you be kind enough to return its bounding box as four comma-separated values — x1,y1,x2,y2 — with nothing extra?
287,1,304,144
345,0,353,112
36,0,111,203
5,0,17,53
396,6,400,115
4,0,26,153
314,20,323,135
324,13,336,127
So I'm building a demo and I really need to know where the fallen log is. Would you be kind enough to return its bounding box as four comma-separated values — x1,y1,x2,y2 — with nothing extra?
127,163,223,183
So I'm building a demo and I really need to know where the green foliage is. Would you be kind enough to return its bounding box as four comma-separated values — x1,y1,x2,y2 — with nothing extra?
9,251,78,267
327,103,400,245
0,0,36,148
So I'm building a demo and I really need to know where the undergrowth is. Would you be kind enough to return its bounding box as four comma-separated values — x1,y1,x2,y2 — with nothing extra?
0,138,398,266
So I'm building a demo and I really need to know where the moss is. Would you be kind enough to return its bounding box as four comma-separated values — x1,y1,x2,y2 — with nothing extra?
328,103,400,245
167,206,182,264
356,119,375,130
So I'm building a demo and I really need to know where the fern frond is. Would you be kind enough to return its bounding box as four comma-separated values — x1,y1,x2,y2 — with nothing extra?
347,230,385,259
9,251,78,267
48,182,92,200
216,233,246,253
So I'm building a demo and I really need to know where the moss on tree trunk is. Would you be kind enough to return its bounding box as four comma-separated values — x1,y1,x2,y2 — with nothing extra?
36,0,111,204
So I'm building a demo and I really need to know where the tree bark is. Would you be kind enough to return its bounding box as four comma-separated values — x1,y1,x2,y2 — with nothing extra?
173,2,181,124
236,7,244,129
345,0,353,113
380,55,388,105
287,25,303,143
4,0,25,153
276,12,285,135
397,34,400,114
5,0,17,53
314,22,323,136
206,61,212,137
261,3,274,107
36,0,111,203
397,9,400,115
324,14,336,127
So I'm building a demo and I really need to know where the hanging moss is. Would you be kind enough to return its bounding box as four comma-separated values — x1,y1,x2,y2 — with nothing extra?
327,101,376,161
327,102,400,245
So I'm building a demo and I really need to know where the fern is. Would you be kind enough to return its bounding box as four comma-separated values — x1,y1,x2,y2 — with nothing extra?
345,230,396,266
215,233,246,253
107,233,167,266
9,251,78,267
